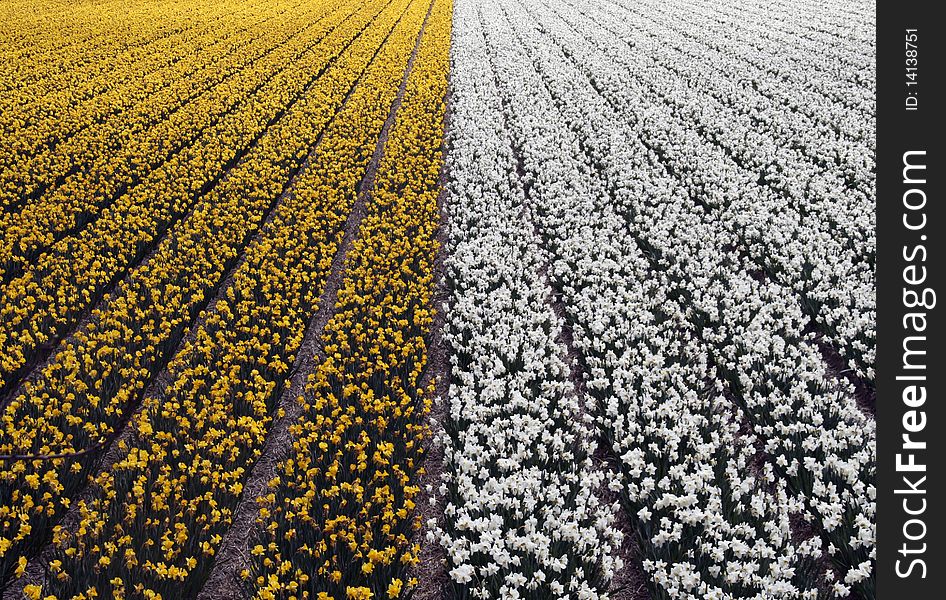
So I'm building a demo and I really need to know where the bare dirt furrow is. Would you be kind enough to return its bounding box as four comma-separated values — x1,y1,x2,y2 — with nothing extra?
408,66,453,600
198,3,437,595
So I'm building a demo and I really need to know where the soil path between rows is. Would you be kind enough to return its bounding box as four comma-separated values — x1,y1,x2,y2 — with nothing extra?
199,2,438,596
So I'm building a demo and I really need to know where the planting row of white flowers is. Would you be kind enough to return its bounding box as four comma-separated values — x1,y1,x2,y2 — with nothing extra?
580,0,875,191
517,0,875,382
653,0,877,76
449,0,876,597
501,0,876,593
430,1,623,597
467,4,828,598
608,0,876,121
568,0,875,210
705,0,872,63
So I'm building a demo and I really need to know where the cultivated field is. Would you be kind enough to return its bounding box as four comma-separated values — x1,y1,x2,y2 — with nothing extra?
0,0,875,598
436,0,875,598
2,0,450,597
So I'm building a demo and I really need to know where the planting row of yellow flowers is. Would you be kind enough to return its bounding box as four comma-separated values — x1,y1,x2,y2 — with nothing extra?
0,0,217,97
249,0,450,596
0,0,327,276
0,0,333,284
0,0,397,585
0,0,262,188
38,3,428,597
0,0,373,391
0,6,241,218
0,0,237,93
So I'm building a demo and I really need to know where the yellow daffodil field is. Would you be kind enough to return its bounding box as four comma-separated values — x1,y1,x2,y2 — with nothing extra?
2,0,878,598
2,0,450,597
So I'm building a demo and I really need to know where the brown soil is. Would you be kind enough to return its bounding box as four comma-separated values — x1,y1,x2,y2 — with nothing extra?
406,42,454,597
806,326,875,418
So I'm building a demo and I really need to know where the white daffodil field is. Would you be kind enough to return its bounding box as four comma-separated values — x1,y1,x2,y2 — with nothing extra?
432,0,874,598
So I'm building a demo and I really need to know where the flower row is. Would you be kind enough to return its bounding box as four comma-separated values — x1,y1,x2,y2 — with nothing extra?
0,0,377,389
41,3,428,596
248,0,450,596
0,0,335,284
0,0,269,209
525,0,875,380
469,3,824,597
430,3,623,598
0,0,399,585
464,0,875,596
